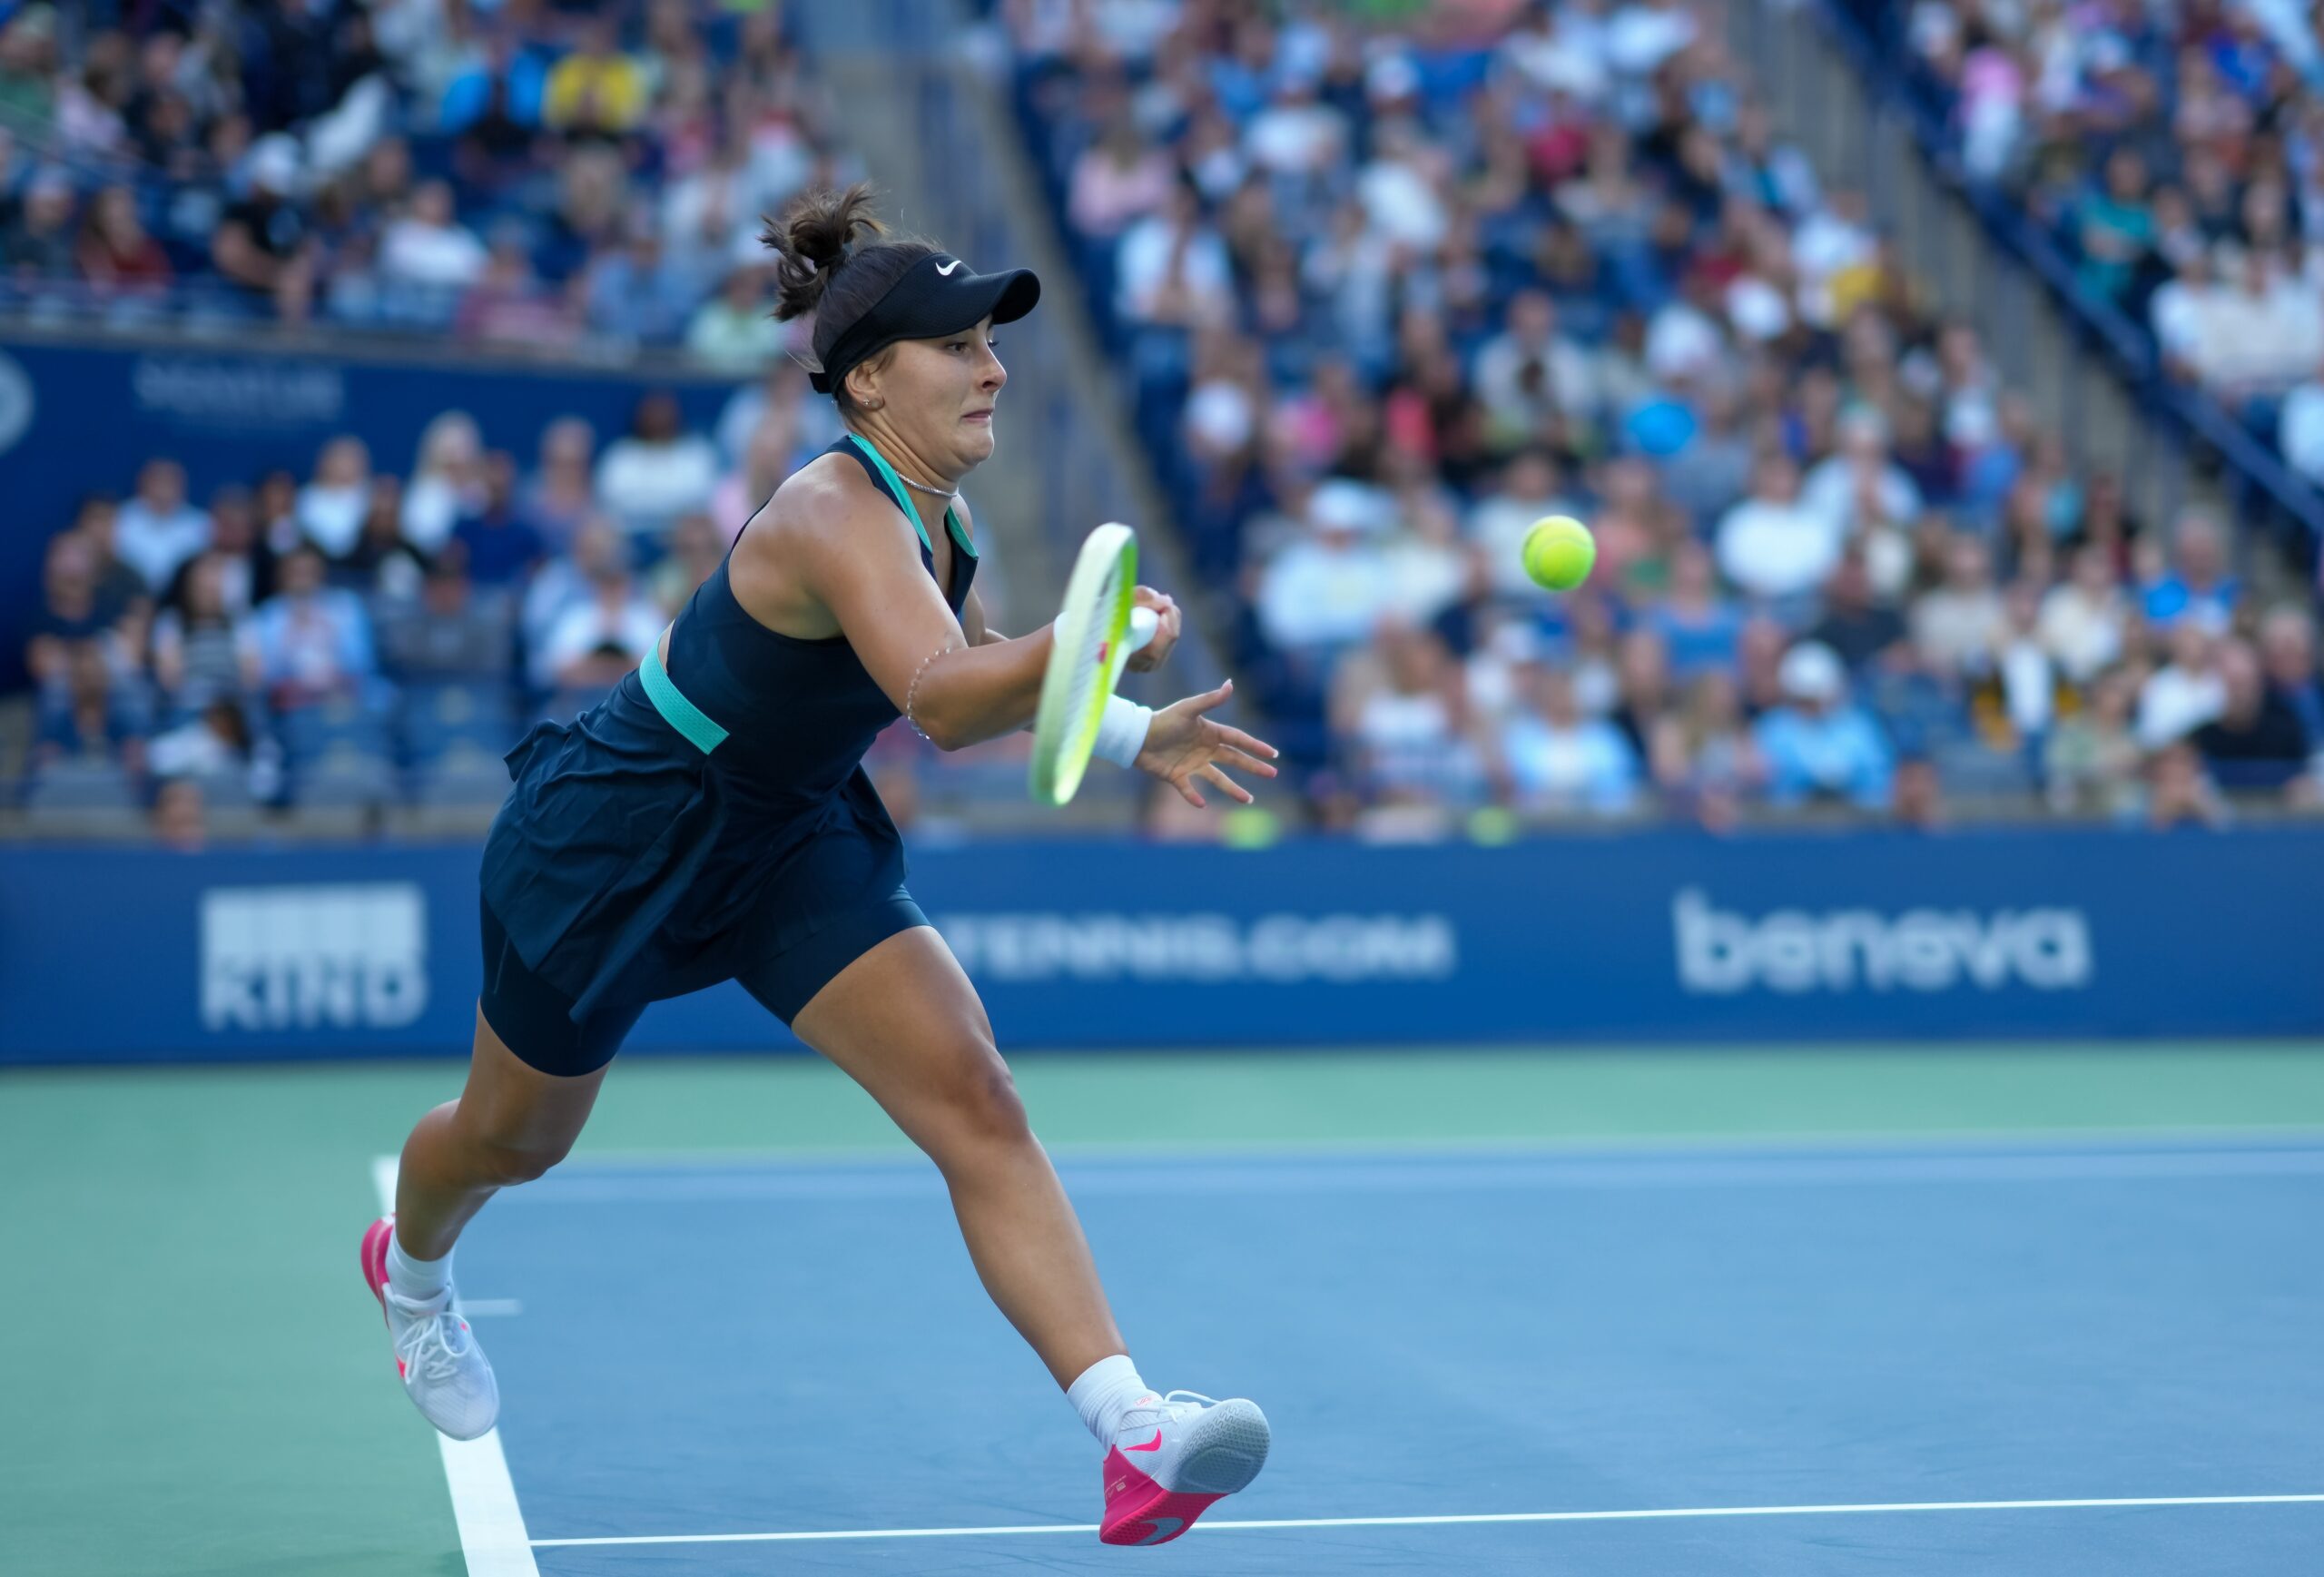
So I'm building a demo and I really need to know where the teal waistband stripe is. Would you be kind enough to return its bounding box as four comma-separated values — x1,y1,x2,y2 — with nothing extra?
640,634,728,754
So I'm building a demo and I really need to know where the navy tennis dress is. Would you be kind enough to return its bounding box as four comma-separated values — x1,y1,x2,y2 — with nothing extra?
476,434,977,1075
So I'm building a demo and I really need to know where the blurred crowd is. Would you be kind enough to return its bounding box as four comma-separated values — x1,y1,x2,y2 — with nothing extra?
19,365,850,840
1896,0,2324,495
0,0,839,365
1003,0,2324,832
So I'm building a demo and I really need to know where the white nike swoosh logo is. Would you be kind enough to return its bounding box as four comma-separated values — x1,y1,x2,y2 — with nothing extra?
1137,1518,1183,1544
936,260,961,276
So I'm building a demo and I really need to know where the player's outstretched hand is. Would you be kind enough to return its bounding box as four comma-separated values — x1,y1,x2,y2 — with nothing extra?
1136,678,1280,807
1127,586,1181,672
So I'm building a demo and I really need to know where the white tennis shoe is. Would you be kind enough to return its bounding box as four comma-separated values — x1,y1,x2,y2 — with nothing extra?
1098,1389,1271,1545
360,1216,500,1440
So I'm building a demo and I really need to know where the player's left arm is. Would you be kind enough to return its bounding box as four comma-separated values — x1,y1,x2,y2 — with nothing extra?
954,496,1185,667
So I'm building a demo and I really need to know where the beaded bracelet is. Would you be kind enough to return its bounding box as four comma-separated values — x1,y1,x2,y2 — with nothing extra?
902,639,959,741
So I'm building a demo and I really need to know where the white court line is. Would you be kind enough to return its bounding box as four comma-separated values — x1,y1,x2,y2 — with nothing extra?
509,1144,2324,1206
528,1493,2324,1547
551,1123,2324,1170
373,1157,540,1577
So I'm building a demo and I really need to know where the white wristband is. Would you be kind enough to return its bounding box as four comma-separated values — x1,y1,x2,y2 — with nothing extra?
1092,693,1153,768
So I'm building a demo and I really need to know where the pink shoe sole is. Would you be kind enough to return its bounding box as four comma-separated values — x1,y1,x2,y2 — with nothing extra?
359,1216,405,1377
1098,1447,1228,1546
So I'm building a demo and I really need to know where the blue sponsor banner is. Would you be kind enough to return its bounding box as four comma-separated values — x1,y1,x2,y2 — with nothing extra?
3,829,2320,1063
0,337,733,690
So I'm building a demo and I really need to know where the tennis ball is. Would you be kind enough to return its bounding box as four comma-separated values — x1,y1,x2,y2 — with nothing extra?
1521,516,1596,592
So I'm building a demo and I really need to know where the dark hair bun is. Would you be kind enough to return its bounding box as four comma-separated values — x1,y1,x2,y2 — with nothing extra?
768,183,887,322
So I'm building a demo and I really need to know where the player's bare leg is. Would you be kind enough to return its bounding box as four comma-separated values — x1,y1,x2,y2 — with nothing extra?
793,925,1268,1543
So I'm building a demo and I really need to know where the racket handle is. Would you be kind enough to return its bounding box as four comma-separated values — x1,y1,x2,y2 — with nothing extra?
1127,605,1160,653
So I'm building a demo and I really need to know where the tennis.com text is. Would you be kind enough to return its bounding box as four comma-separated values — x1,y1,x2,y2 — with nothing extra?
938,912,1458,983
1673,888,2093,994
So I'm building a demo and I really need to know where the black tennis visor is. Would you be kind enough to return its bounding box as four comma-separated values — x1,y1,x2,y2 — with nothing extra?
809,252,1040,394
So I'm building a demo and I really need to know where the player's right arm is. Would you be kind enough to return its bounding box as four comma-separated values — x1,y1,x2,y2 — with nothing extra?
732,460,1053,751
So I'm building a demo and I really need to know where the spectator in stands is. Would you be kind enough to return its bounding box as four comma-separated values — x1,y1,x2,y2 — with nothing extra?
151,555,248,718
2038,543,2131,687
2141,511,2237,633
1808,548,1906,673
1609,627,1673,761
27,534,107,688
2145,740,2227,831
2191,639,2311,792
379,551,513,682
1116,175,1235,329
1660,376,1756,527
173,487,273,620
33,639,146,774
148,696,268,793
523,517,625,666
1753,640,1892,809
74,183,172,300
2071,148,2154,306
115,459,211,596
2182,244,2320,399
4,166,75,281
1716,452,1838,604
1474,290,1599,447
647,512,726,617
1070,104,1175,240
296,436,374,558
1799,406,1923,540
379,179,488,294
2137,622,2228,751
1497,663,1639,816
518,417,599,548
583,221,701,343
1891,754,1947,831
67,493,150,624
685,265,783,372
2258,606,2324,753
545,18,646,136
538,556,661,693
334,476,429,601
1911,534,2006,681
1332,621,1485,813
151,776,209,853
595,391,717,546
212,133,314,320
2150,245,2213,377
711,406,801,543
462,221,580,346
2275,350,2324,487
1653,668,1765,825
401,412,487,557
241,543,379,713
1254,478,1400,663
0,9,57,130
2044,665,2142,817
451,451,546,590
1644,541,1744,676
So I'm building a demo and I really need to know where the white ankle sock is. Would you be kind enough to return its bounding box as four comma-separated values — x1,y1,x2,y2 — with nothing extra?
1068,1354,1155,1445
387,1228,451,1302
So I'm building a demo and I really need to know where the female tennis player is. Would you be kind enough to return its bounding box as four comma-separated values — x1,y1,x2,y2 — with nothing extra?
358,185,1277,1546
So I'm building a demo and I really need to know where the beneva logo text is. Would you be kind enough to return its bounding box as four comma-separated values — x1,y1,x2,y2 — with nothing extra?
1673,888,2092,994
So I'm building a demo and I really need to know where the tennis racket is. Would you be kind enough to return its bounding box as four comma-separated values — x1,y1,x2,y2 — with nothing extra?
1029,522,1161,805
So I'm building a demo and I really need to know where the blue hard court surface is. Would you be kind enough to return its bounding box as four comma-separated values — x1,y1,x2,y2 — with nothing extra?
450,1142,2324,1573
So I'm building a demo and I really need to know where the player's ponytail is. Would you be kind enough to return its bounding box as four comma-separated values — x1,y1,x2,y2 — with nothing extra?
767,182,884,321
764,183,938,411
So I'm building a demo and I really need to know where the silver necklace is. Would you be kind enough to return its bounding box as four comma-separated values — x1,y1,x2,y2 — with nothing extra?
891,468,960,502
